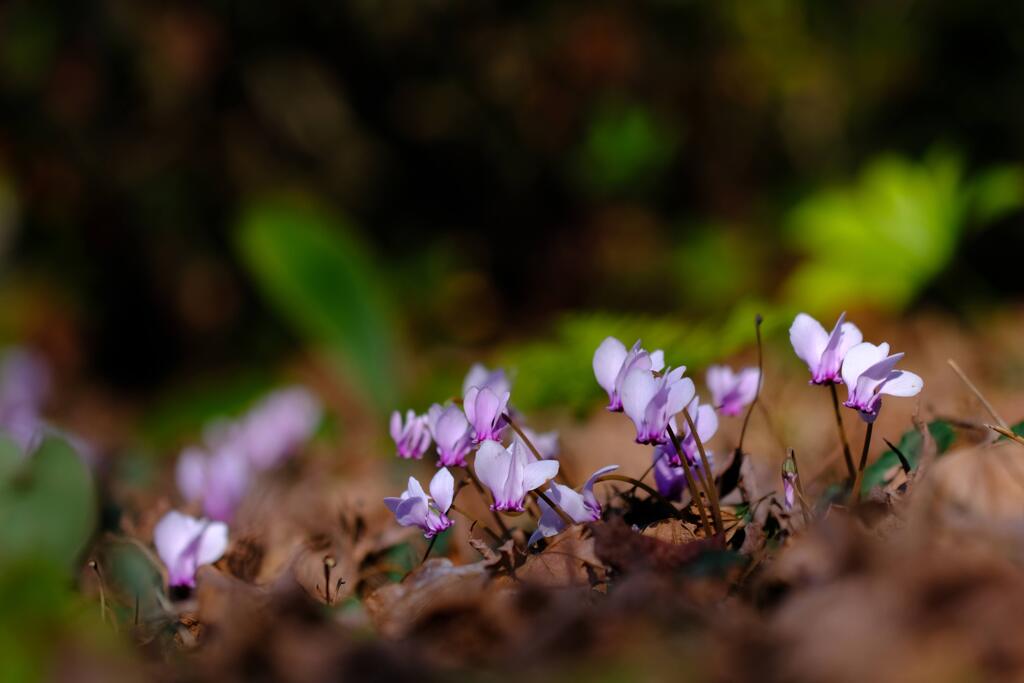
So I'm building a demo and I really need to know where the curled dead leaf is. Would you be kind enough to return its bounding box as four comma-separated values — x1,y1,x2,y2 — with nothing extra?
364,558,490,638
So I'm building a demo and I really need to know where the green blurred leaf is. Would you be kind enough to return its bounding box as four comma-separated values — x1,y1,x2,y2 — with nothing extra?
0,436,96,571
142,369,274,450
0,432,22,483
783,150,1024,314
578,102,677,194
236,196,397,409
967,166,1024,226
501,304,782,413
860,420,955,494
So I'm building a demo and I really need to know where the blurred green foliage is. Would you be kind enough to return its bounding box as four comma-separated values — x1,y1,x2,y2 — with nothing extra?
860,419,956,494
578,102,678,195
782,151,1024,313
0,436,95,569
501,303,784,413
236,196,398,410
0,435,107,683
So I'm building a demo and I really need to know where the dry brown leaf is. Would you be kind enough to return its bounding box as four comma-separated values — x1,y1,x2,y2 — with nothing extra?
592,518,724,573
516,526,606,588
364,558,491,638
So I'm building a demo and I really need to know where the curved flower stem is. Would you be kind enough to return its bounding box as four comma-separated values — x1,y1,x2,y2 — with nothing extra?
656,427,713,537
503,415,573,486
737,313,764,454
829,383,856,481
629,456,660,497
532,488,575,527
593,474,687,522
680,407,723,535
850,422,874,503
462,464,511,539
449,503,502,543
421,533,440,564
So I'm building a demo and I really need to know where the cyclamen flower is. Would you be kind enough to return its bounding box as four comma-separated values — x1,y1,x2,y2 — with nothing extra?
706,365,759,416
529,465,618,545
475,439,559,512
462,363,511,399
153,510,229,588
653,449,716,502
790,312,863,385
176,446,250,523
593,337,665,412
384,468,455,539
390,409,432,459
620,366,695,445
0,348,50,454
238,387,321,470
782,459,797,511
841,342,923,423
654,397,718,468
427,404,474,467
463,385,510,443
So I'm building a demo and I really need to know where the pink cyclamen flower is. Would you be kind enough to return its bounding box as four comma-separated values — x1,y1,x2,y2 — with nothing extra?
390,409,432,459
153,510,229,588
462,363,511,399
427,403,474,467
176,446,250,523
463,385,510,443
475,439,559,512
529,465,618,545
384,467,455,539
782,459,797,510
706,365,759,416
239,387,321,471
620,365,695,445
790,312,863,385
841,342,923,423
653,448,716,501
593,337,665,412
656,397,718,468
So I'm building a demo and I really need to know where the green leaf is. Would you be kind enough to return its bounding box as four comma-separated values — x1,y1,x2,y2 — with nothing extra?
236,196,397,409
577,102,678,195
500,304,782,413
0,436,96,571
0,431,22,483
967,165,1024,226
860,420,955,494
783,150,1023,314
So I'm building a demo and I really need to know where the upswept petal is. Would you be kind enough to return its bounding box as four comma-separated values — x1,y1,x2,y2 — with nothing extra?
593,337,628,395
879,370,923,397
474,440,509,496
196,522,229,566
429,467,455,513
522,459,560,492
841,342,889,389
789,314,830,370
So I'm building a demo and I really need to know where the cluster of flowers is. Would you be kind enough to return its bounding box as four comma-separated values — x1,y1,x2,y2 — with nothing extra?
155,387,321,588
593,336,760,502
386,363,617,546
783,312,923,507
790,312,923,422
149,309,924,591
386,310,924,547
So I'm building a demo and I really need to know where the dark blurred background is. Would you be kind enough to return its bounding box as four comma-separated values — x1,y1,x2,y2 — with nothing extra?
1,0,1023,426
